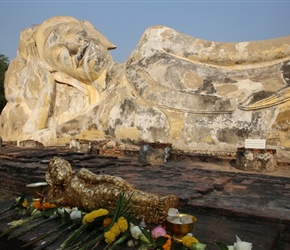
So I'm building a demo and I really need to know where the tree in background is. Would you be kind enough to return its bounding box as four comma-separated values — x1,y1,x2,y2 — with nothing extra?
0,54,9,113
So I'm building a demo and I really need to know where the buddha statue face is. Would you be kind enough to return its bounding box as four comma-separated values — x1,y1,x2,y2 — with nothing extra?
46,157,74,187
34,16,116,85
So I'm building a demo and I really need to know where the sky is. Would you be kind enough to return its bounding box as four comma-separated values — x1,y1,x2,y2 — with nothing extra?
1,1,290,63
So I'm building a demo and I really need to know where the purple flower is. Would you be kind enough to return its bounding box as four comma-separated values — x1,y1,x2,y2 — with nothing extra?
151,225,166,238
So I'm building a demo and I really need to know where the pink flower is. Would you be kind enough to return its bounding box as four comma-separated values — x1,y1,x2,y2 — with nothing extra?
151,225,166,238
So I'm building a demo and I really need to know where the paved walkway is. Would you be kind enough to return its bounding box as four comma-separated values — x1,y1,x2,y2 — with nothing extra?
0,146,289,249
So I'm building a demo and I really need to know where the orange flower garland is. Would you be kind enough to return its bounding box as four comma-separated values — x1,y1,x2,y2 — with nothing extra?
33,200,56,210
162,234,171,250
33,200,42,210
103,218,112,228
42,202,57,210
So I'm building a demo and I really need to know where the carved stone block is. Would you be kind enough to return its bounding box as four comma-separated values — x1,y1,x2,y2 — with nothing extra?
138,142,172,165
236,147,277,172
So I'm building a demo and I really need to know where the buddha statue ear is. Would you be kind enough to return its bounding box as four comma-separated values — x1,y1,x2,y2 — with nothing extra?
81,20,117,50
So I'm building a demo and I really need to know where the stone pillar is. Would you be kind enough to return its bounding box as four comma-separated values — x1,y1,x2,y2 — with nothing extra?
235,147,277,172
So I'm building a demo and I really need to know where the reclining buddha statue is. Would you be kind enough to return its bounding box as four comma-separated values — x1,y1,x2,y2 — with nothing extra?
46,157,179,224
1,16,290,159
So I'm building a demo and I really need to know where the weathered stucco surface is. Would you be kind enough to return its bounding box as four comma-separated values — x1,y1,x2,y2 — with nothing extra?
1,16,290,159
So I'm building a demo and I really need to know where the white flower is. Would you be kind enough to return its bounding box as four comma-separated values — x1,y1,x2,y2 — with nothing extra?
130,223,142,239
228,235,252,250
70,207,82,220
127,239,137,247
57,207,71,217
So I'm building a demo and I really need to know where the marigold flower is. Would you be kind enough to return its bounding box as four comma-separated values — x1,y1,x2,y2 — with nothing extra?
103,218,112,228
110,222,121,236
162,234,171,250
117,217,128,232
42,202,57,210
22,199,28,208
182,235,199,249
104,230,116,243
82,208,109,224
33,200,42,210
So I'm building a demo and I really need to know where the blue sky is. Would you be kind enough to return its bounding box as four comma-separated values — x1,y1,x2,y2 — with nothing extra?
1,1,290,63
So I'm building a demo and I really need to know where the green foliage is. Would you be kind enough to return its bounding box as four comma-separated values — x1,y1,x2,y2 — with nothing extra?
155,236,169,249
0,54,9,112
216,241,229,250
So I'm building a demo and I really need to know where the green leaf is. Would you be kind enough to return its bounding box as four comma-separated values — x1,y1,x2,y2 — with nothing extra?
41,207,58,217
139,226,153,243
8,215,57,239
106,192,125,231
155,236,169,248
60,223,88,248
16,195,26,208
0,194,26,215
171,241,187,250
120,192,133,216
63,208,71,222
107,233,130,250
194,243,207,250
20,221,72,249
215,241,229,250
78,233,104,250
139,234,152,244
